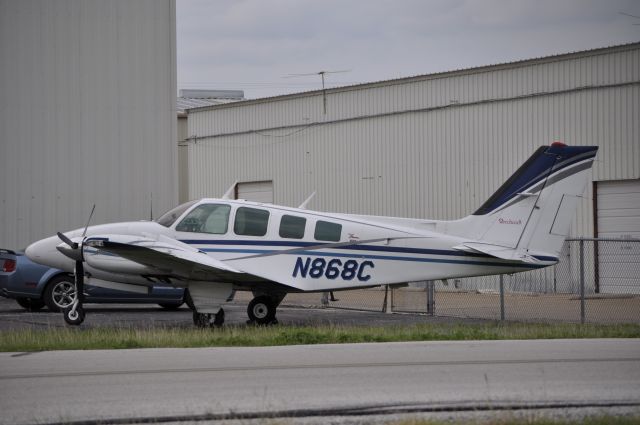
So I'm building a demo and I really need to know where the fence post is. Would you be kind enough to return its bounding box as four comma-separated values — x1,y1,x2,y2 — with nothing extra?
385,285,393,314
499,274,505,321
321,292,329,307
426,281,435,316
579,239,585,324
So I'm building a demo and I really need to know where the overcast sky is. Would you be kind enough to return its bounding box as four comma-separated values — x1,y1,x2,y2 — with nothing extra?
177,0,640,99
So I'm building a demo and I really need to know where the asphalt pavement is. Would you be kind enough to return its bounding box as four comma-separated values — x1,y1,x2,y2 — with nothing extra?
1,339,639,425
1,297,639,424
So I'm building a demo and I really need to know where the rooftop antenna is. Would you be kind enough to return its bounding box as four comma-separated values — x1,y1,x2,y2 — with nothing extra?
284,70,351,114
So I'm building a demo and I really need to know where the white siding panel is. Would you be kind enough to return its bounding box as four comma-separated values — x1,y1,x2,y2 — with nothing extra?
596,180,640,294
0,0,177,249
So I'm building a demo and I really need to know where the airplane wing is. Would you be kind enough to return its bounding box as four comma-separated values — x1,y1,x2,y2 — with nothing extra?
84,234,427,286
84,235,250,282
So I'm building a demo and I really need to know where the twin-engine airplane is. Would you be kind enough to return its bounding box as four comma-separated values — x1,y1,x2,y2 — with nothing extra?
26,143,598,327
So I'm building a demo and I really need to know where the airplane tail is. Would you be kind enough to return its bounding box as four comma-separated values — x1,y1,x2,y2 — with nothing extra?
444,143,598,263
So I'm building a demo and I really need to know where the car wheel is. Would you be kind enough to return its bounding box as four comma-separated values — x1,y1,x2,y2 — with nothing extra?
16,297,46,311
43,275,77,312
158,302,183,310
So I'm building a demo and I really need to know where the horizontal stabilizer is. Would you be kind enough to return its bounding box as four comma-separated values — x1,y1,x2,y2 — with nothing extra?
453,242,544,264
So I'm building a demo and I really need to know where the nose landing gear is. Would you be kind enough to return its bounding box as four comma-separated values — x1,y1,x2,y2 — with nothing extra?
63,260,86,326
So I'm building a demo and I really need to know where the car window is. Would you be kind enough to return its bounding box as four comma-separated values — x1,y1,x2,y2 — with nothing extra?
279,215,306,239
175,204,231,234
156,200,198,227
234,207,270,236
314,220,342,242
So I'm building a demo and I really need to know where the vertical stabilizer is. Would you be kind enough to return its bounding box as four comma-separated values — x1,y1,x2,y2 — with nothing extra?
445,143,598,260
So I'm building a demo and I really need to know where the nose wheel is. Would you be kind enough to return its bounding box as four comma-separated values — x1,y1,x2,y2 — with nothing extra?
63,303,85,325
63,260,86,326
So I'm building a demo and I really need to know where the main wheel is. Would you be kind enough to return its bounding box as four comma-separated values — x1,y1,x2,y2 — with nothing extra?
193,311,209,328
43,275,77,312
247,296,276,325
16,297,46,311
63,305,85,326
213,308,225,327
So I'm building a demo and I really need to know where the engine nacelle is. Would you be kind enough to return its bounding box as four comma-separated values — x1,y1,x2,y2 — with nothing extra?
83,248,155,275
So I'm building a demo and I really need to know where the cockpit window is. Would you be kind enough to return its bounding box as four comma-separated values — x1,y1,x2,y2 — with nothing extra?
176,204,231,234
156,200,198,227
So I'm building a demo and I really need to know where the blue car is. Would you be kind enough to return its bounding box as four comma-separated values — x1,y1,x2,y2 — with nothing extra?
1,248,185,312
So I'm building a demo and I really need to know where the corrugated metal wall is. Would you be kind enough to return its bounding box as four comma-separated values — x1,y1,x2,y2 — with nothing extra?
185,43,640,238
0,0,177,249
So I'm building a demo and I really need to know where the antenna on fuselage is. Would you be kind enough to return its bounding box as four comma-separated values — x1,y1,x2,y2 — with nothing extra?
298,191,316,209
222,181,238,200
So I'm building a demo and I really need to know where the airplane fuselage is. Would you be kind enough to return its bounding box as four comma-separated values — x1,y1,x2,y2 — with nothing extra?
27,198,554,294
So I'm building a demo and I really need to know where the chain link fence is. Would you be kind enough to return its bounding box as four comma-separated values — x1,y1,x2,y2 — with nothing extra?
276,239,640,324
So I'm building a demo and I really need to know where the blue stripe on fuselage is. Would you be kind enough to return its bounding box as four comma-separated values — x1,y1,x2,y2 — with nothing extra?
184,240,556,268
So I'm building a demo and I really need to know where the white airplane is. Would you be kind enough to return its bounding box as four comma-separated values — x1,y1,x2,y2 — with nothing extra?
26,142,598,327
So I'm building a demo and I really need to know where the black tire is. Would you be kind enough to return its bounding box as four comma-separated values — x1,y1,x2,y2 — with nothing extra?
16,297,46,311
43,275,76,312
158,302,184,310
213,308,225,327
193,311,209,328
63,305,85,326
247,296,276,325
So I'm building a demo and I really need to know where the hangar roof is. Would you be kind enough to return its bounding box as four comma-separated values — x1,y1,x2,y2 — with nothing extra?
177,89,245,114
186,41,640,113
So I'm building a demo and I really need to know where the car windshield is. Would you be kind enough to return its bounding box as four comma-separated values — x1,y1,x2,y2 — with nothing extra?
156,200,198,227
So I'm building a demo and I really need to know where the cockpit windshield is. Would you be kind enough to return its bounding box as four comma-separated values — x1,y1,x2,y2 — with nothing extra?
156,200,198,227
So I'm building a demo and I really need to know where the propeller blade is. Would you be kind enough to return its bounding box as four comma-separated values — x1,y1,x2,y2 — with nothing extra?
57,232,75,248
82,204,96,238
56,245,83,262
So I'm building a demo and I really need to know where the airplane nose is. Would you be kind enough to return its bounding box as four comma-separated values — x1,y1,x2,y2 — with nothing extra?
26,235,75,271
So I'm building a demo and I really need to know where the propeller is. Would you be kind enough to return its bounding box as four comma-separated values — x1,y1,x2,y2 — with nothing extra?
55,204,95,326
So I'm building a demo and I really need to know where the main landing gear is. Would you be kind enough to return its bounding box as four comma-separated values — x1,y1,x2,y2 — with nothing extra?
193,308,225,328
186,288,284,328
246,294,283,326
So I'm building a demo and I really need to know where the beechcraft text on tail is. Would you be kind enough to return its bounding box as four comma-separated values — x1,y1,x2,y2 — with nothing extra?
25,143,598,327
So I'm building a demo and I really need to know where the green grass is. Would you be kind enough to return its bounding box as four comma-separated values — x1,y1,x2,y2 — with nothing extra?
1,322,639,352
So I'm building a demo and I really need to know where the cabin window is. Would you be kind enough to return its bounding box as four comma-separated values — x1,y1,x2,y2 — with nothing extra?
314,220,342,242
234,207,270,236
175,203,231,234
279,215,306,239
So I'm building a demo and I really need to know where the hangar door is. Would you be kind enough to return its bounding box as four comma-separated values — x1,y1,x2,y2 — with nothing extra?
596,179,640,294
235,181,273,203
